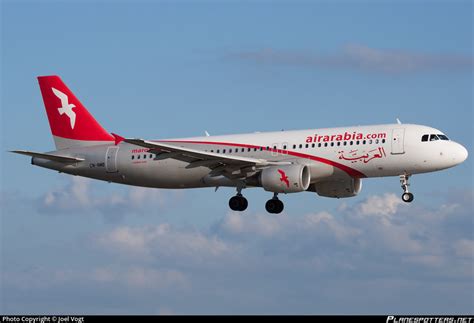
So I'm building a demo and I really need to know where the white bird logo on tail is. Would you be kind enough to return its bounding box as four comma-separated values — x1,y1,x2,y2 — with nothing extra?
52,87,76,129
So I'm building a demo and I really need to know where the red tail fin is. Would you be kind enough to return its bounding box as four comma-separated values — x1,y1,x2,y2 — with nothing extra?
37,75,114,149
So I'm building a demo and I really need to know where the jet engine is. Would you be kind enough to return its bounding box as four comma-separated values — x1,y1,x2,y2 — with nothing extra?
260,164,310,193
309,177,362,198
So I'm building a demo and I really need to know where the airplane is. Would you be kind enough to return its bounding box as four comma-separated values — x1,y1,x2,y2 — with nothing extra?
11,76,469,214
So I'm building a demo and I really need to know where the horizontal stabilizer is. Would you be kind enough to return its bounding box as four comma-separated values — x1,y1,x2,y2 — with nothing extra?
10,150,84,163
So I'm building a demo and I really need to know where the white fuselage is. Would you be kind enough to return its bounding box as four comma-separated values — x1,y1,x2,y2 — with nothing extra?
34,123,468,190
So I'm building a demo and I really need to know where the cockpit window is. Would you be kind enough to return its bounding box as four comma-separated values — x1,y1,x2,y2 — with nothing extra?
430,134,439,141
421,135,429,142
437,134,449,141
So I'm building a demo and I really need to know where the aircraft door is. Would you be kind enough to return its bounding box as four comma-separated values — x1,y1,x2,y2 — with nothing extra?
106,147,119,172
391,128,405,155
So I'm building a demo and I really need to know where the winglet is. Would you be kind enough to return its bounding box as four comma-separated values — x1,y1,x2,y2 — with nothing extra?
112,133,125,145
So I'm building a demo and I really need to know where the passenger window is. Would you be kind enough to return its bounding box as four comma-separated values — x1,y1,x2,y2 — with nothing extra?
241,148,244,152
375,139,379,144
305,144,309,148
311,143,315,148
343,142,347,146
350,141,353,145
132,155,135,160
337,142,341,146
254,148,257,152
217,150,220,153
324,143,328,147
137,155,140,159
330,142,334,147
382,139,386,143
260,147,263,151
356,141,360,145
430,134,439,141
150,154,153,159
369,139,373,144
362,140,366,145
248,148,251,152
143,154,146,159
223,149,226,153
299,144,302,149
229,149,232,154
318,143,322,147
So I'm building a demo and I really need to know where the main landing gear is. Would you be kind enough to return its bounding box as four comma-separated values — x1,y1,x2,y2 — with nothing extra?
400,174,414,203
265,193,284,214
229,187,248,211
228,190,284,214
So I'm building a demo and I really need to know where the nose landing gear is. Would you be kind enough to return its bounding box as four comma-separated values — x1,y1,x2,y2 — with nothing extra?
400,174,414,203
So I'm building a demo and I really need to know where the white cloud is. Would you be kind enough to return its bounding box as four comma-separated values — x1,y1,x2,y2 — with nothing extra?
37,177,180,219
218,212,283,238
354,193,403,217
453,239,474,258
231,44,473,74
98,223,234,262
92,266,188,290
42,177,92,211
301,211,361,243
3,190,472,314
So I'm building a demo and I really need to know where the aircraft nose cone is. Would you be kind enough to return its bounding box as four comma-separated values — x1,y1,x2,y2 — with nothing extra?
458,144,468,163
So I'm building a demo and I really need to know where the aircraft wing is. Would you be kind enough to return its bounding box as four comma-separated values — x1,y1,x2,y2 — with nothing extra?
11,150,84,163
124,139,291,179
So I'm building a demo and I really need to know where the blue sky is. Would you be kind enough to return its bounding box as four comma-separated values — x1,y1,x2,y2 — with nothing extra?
1,0,473,314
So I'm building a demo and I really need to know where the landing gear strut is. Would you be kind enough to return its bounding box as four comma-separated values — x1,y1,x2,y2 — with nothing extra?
400,174,414,203
265,193,284,214
228,187,248,211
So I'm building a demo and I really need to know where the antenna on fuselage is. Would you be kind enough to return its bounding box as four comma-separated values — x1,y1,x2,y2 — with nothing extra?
205,130,210,137
396,118,402,125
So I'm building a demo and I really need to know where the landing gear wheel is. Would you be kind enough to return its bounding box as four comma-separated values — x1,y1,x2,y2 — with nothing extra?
239,196,248,211
399,175,414,203
229,195,248,211
402,192,414,203
265,198,284,214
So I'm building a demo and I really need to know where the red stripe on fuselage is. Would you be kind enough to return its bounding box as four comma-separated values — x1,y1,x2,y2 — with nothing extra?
156,140,367,178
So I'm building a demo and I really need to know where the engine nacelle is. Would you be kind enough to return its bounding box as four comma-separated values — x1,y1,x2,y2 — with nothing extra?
260,164,311,193
311,178,362,198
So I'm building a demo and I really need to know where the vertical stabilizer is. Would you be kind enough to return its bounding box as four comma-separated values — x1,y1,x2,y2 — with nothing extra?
37,75,114,149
